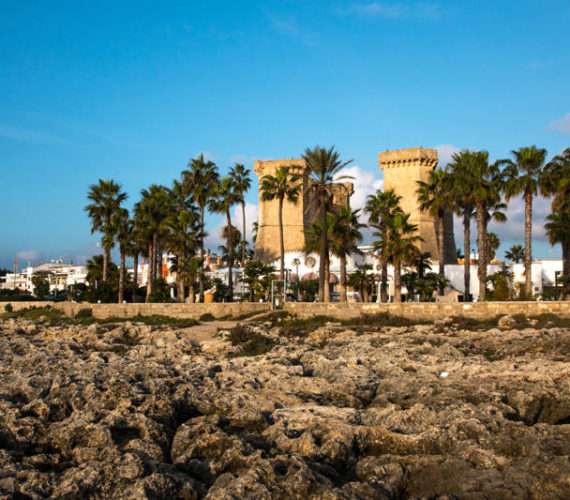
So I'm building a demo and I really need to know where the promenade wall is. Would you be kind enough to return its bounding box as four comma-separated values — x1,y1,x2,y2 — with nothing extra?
3,301,270,319
3,301,570,321
283,301,570,320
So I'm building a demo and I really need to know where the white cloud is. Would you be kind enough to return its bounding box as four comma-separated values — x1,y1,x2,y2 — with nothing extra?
548,113,570,134
453,195,553,257
0,124,69,146
265,12,317,45
335,165,383,212
435,144,460,166
488,195,551,243
16,249,42,262
343,2,441,20
204,202,259,251
335,165,383,245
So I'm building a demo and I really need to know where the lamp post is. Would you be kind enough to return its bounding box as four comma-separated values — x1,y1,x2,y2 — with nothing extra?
293,258,300,301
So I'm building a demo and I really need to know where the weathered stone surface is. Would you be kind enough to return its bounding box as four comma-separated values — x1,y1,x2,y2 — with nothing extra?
379,147,457,263
0,316,569,498
254,158,354,262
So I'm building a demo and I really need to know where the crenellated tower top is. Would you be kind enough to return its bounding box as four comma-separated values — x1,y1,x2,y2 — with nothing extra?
378,147,438,169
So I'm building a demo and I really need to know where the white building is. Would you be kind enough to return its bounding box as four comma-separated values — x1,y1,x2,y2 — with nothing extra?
0,260,88,296
264,249,564,302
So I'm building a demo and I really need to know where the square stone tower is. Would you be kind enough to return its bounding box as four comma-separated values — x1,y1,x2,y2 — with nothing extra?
378,147,456,263
254,159,353,263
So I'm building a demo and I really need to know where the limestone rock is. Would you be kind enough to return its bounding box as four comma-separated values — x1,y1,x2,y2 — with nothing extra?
0,315,568,498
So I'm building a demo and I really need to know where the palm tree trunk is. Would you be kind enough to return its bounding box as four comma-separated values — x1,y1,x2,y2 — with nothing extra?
324,254,331,303
118,242,125,303
562,241,570,300
438,212,445,295
102,244,109,283
463,212,471,302
199,207,205,303
318,193,328,303
177,278,184,303
241,201,246,268
394,258,402,303
279,197,285,282
226,211,233,302
340,255,347,303
476,203,487,302
524,190,533,299
146,237,154,302
188,276,196,303
155,239,161,282
380,260,388,303
178,247,187,303
102,214,110,282
132,252,138,303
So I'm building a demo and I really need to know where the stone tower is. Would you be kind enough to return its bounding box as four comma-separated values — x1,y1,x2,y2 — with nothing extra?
378,147,456,264
254,159,353,263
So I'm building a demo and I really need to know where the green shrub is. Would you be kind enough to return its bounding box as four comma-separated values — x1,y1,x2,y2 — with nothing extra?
75,308,93,319
199,313,216,322
228,324,277,357
4,303,13,312
148,279,173,303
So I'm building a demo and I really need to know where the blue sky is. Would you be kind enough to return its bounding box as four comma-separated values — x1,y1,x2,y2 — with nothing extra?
1,0,569,268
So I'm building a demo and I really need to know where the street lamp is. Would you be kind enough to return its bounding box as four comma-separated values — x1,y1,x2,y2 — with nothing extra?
293,258,300,301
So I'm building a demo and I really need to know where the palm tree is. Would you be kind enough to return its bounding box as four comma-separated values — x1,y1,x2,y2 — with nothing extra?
487,232,500,262
505,244,524,263
170,256,202,303
85,179,127,282
183,154,219,302
209,177,240,302
305,208,364,302
302,145,353,302
165,180,201,302
219,225,242,265
86,254,119,292
413,252,432,279
259,166,302,281
448,150,477,301
544,210,570,298
375,212,421,303
229,163,252,268
348,264,374,302
503,146,548,298
364,189,403,302
466,151,504,301
543,148,570,214
112,208,132,303
129,225,146,303
134,184,171,301
328,206,364,302
417,167,453,292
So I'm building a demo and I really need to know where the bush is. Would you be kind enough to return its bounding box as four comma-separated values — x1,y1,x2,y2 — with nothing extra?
199,313,216,322
148,279,173,303
228,324,277,357
88,282,117,304
4,303,13,312
75,308,93,319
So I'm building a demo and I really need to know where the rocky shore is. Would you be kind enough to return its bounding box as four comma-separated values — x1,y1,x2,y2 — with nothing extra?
0,313,569,499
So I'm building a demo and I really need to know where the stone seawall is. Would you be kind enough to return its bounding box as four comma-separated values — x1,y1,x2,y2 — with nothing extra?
3,301,271,319
3,300,570,321
283,301,570,320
